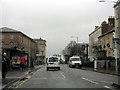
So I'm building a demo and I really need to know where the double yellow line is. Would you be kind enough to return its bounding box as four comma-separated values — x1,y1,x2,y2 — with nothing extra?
13,69,41,89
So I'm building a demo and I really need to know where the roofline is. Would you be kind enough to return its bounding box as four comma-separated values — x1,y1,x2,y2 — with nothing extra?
98,29,115,38
114,1,120,8
21,32,36,43
1,27,36,43
34,38,46,42
89,26,101,36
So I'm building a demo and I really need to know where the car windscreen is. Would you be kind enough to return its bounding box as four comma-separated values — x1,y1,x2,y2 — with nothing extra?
71,58,80,61
48,57,58,62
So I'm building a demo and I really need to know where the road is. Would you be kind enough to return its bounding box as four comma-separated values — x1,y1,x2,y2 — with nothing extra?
12,64,118,89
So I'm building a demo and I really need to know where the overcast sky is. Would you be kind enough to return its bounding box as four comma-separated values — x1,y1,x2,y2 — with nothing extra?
1,0,117,56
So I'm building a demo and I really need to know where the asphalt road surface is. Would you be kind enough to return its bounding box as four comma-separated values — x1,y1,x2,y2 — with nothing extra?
13,64,118,89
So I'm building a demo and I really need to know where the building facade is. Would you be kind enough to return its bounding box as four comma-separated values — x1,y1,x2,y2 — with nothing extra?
114,0,120,72
34,38,46,64
98,17,115,58
62,41,88,63
1,27,36,68
89,17,116,70
89,26,102,61
98,30,115,57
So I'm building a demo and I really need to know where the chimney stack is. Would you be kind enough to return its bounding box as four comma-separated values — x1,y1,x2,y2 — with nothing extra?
108,16,115,29
101,21,108,34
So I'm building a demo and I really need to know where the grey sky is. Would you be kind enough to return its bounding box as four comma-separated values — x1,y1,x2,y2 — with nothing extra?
1,0,116,56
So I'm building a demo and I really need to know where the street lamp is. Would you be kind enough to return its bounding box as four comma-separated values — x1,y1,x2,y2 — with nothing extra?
71,36,78,56
99,0,117,3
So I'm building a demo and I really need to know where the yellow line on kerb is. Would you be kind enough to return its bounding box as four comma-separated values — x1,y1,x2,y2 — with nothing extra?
13,68,41,89
13,75,32,90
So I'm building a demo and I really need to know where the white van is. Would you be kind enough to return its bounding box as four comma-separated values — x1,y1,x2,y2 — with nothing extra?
68,56,82,68
46,56,60,71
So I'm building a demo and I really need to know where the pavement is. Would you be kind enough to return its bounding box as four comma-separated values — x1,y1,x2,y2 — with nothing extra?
81,67,118,76
2,65,42,89
81,66,120,88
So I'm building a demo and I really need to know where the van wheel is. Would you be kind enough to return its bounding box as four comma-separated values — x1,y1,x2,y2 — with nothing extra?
58,67,60,70
47,67,49,71
69,65,71,68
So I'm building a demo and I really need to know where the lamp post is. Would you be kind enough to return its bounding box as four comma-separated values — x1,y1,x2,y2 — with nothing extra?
71,36,78,55
99,0,117,3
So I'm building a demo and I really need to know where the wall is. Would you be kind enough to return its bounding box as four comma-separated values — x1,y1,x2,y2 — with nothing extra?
89,26,102,61
98,32,115,57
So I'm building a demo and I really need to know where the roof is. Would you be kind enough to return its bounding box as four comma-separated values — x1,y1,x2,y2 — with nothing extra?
0,27,21,33
98,28,115,38
48,56,58,58
34,38,46,42
70,56,80,58
89,26,101,36
1,27,36,43
114,1,120,8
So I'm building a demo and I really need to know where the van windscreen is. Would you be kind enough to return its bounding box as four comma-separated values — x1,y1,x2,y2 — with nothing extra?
71,58,80,61
49,57,58,62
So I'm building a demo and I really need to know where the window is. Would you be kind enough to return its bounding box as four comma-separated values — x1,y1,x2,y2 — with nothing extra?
103,45,106,48
107,43,110,48
71,58,80,61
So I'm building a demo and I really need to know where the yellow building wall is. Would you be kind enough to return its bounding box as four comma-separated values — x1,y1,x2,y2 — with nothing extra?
98,32,114,57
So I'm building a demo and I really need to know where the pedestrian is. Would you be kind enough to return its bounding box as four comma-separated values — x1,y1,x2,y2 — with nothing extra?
2,52,9,78
20,55,26,71
30,57,34,67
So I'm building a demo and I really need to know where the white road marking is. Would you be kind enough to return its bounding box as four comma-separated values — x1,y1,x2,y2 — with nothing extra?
100,81,113,84
104,86,111,89
82,77,99,84
33,78,47,80
59,72,66,79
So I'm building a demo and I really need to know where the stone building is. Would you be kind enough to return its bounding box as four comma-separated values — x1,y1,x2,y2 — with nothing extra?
1,27,36,68
98,17,115,58
89,26,102,61
114,0,120,72
34,38,46,64
89,17,115,59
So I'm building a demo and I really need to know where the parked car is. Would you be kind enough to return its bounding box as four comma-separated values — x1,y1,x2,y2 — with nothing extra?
46,56,60,71
11,56,21,69
68,56,82,68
